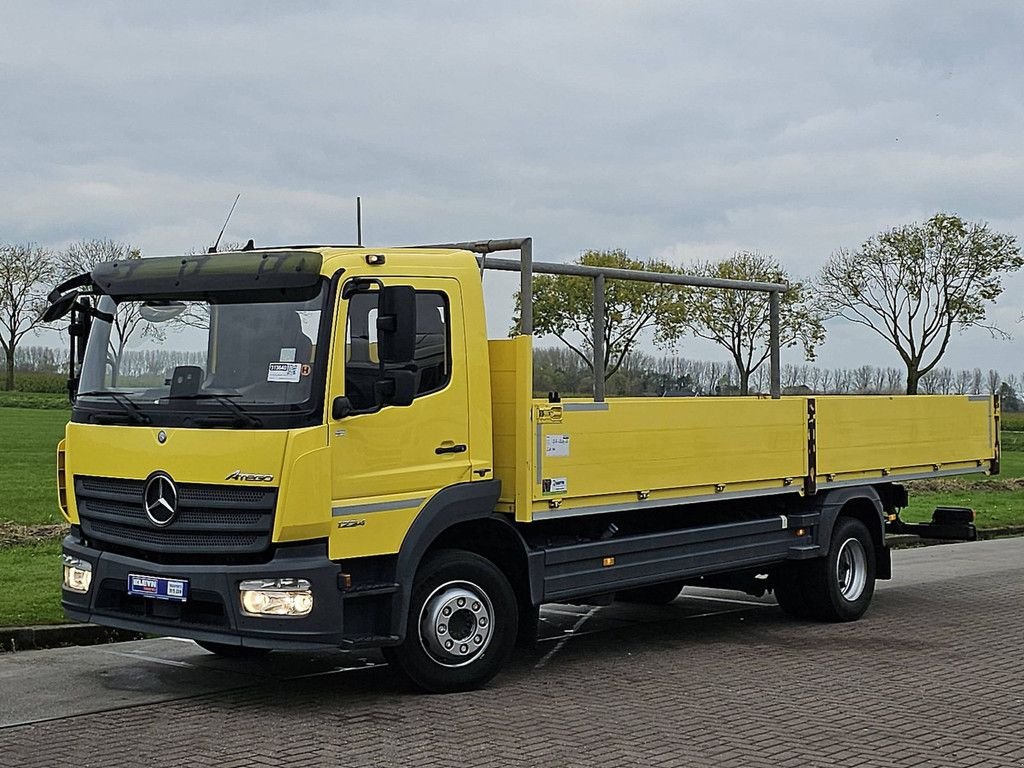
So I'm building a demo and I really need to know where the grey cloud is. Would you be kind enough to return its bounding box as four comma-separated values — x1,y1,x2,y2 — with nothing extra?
2,1,1023,369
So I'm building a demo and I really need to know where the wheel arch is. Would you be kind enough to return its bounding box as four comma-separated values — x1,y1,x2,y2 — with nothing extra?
810,486,891,579
389,480,535,640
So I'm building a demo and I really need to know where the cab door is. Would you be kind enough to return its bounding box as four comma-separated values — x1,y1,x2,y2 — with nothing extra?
328,277,471,555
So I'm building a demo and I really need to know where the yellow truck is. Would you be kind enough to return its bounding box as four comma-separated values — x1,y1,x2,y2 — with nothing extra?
45,238,999,692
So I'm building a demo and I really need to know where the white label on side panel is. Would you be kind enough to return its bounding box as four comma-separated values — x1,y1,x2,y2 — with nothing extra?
542,477,568,494
545,434,570,457
268,362,302,383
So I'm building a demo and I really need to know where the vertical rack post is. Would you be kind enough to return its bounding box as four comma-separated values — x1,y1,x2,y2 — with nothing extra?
592,273,606,402
769,290,781,399
519,238,533,335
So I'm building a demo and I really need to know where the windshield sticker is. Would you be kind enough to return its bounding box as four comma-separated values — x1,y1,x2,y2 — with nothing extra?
268,362,302,383
279,347,296,362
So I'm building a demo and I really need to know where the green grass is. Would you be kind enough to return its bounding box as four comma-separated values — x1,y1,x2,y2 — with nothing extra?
0,539,66,627
0,408,69,525
1003,411,1024,431
0,391,70,410
902,488,1024,528
902,446,1024,528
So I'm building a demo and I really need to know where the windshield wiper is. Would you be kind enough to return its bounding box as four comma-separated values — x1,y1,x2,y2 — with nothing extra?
76,391,151,425
163,393,263,428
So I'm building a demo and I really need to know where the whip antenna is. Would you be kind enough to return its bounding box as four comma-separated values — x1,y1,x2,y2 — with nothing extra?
209,194,240,253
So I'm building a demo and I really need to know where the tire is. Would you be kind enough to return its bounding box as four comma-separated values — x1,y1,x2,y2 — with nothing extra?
195,640,272,659
776,517,877,622
772,564,813,619
387,549,518,693
616,580,684,605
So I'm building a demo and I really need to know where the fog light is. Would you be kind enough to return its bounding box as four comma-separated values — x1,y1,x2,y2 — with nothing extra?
62,555,92,594
239,578,313,617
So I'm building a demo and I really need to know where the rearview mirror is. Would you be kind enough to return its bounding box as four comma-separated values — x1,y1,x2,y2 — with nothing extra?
41,293,78,323
377,286,416,364
376,369,416,408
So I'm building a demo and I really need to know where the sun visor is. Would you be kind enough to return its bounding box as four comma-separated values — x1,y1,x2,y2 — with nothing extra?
90,250,324,300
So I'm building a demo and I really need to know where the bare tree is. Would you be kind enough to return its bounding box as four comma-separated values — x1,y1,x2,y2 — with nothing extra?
853,365,874,393
0,243,57,390
819,213,1022,394
57,239,162,385
987,369,1001,395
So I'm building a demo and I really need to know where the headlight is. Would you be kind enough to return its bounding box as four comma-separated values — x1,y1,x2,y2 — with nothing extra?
62,555,93,593
239,578,313,617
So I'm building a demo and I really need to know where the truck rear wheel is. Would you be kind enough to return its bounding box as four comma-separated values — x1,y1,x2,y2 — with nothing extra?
386,549,518,693
775,517,876,622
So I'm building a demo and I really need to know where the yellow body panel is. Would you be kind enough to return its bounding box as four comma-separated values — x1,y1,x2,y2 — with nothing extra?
488,336,535,522
63,422,333,542
489,338,998,521
322,251,490,559
814,395,996,484
527,397,808,519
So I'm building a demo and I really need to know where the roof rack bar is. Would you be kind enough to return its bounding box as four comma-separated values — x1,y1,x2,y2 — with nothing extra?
406,238,788,399
475,256,788,294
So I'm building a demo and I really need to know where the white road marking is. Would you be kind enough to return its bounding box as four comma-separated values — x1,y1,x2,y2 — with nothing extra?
286,662,388,680
95,648,196,669
682,594,770,607
534,606,602,670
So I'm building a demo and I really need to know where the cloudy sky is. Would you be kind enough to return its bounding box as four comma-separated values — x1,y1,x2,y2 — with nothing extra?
3,1,1023,373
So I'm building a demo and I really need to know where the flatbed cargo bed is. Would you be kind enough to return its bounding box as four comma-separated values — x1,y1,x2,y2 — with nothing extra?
490,337,999,523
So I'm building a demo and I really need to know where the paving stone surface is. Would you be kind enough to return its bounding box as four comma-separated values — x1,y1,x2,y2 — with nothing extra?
0,539,1021,767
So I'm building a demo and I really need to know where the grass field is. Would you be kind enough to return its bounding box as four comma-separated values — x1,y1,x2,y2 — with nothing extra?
0,391,69,410
0,402,1021,628
0,407,69,525
0,539,63,626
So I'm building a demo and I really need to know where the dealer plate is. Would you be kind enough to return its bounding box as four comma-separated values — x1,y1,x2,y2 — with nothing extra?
127,573,189,602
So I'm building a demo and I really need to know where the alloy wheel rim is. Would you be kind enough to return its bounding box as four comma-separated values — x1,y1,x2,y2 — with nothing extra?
418,580,494,667
836,537,868,601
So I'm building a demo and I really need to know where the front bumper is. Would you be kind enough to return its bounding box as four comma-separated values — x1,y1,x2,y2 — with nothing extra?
62,535,350,650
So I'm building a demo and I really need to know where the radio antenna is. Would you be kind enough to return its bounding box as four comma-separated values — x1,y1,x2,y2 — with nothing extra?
209,193,240,253
356,196,363,246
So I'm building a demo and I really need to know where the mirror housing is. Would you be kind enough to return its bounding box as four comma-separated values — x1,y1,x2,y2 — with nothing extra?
332,396,353,420
66,298,95,402
377,286,416,364
376,369,417,408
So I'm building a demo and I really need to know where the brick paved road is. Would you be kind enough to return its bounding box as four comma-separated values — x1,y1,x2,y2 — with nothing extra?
1,538,1022,768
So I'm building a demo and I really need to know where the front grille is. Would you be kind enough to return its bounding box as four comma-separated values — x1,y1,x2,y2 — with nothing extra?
75,475,277,556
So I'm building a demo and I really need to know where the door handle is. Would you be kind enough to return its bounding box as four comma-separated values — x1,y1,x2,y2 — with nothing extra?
435,443,467,455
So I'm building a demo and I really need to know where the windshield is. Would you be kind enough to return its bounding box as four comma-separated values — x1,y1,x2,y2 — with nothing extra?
74,282,330,428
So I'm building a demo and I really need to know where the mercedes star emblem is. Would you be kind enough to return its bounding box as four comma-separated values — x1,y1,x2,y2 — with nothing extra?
144,472,178,527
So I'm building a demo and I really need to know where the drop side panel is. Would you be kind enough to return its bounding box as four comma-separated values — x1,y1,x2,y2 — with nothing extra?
488,336,534,521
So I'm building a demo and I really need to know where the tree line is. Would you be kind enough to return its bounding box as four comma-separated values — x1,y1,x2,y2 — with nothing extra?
531,346,1024,410
519,213,1022,396
2,213,1023,393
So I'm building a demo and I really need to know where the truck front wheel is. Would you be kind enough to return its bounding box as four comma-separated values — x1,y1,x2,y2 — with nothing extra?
386,549,518,693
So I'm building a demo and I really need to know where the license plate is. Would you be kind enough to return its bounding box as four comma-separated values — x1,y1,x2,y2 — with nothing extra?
127,573,189,602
